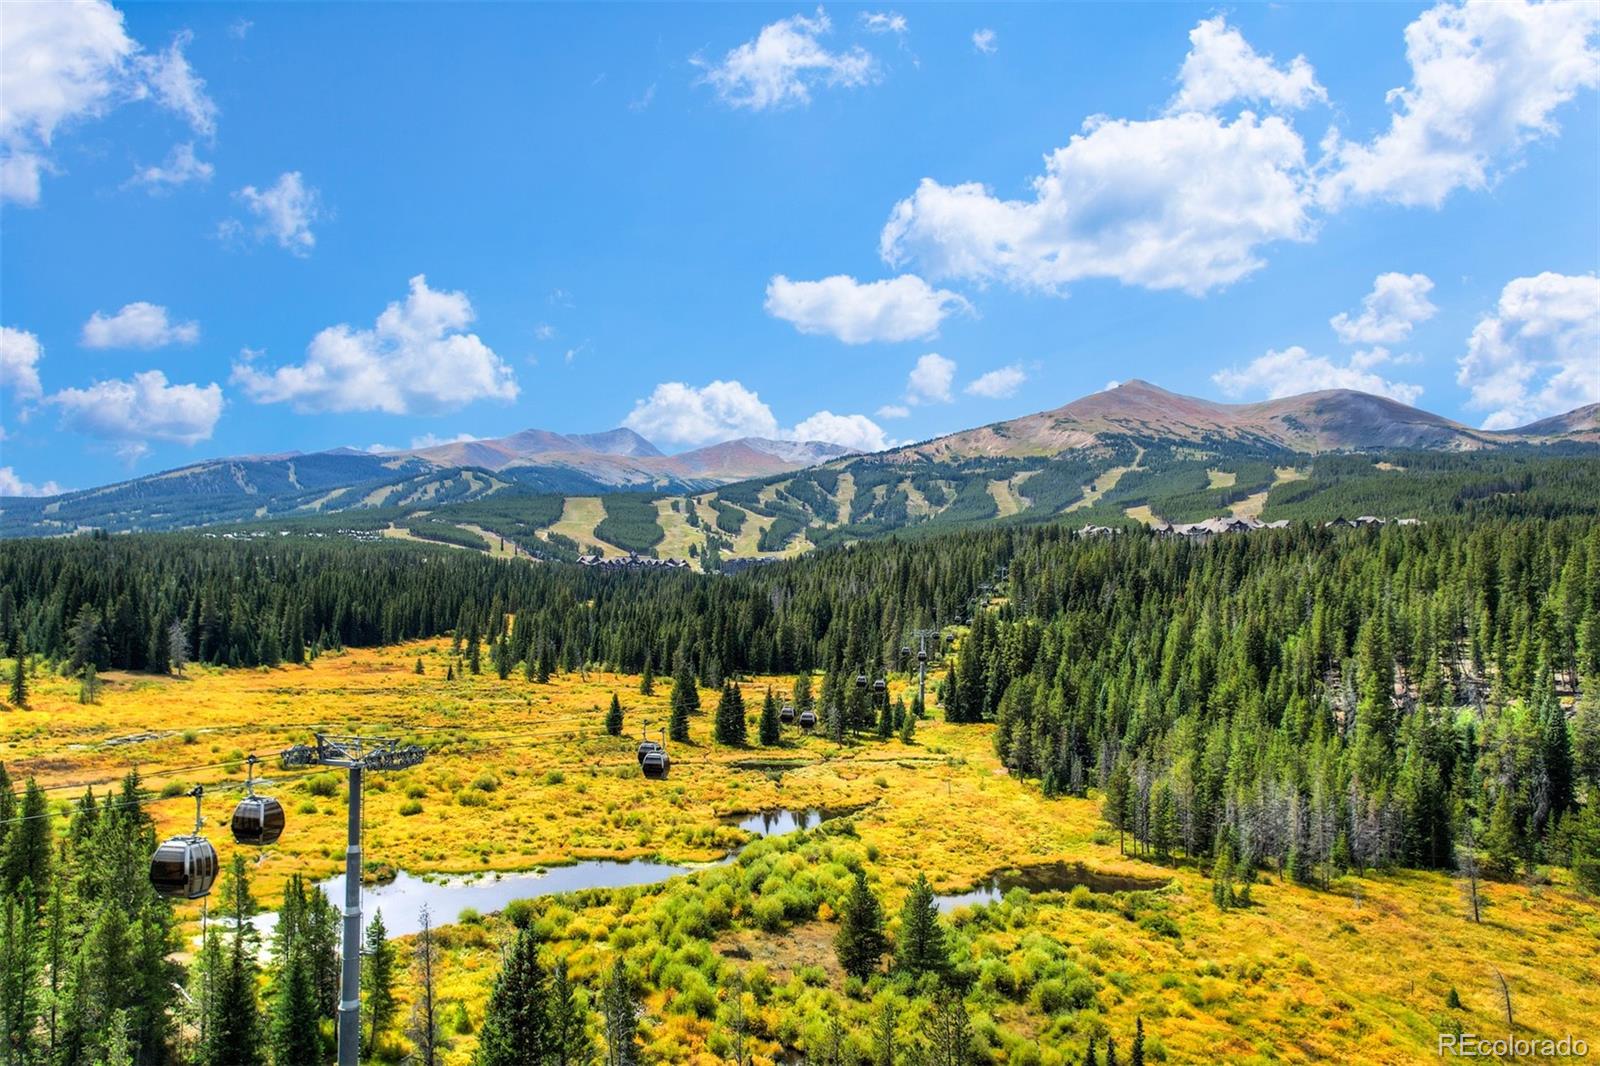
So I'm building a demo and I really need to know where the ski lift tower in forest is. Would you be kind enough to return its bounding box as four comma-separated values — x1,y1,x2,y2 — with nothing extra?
905,627,941,711
281,734,425,1066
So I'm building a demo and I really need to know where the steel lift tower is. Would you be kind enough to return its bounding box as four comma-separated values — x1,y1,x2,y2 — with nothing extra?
281,734,425,1066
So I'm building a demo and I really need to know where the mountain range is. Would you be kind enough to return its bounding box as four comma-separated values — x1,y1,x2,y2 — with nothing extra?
2,382,1595,539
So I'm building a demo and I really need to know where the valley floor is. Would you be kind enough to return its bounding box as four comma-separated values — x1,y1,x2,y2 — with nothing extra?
3,644,1597,1064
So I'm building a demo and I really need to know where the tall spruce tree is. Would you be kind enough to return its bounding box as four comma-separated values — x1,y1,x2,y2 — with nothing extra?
363,910,398,1053
549,956,593,1066
600,957,640,1066
669,655,698,743
759,688,781,746
476,925,552,1066
714,682,747,746
895,873,949,978
606,693,624,737
835,868,887,979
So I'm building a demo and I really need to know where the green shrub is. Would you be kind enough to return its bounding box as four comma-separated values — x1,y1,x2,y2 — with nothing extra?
399,800,423,816
307,773,340,798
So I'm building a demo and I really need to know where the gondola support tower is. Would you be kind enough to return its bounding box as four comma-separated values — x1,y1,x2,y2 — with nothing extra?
281,734,425,1066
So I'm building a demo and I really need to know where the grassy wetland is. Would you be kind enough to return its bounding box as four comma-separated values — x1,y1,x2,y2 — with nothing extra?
4,627,1598,1065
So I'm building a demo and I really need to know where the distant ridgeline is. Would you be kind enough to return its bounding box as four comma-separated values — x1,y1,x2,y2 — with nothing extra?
11,439,1595,570
4,516,1598,884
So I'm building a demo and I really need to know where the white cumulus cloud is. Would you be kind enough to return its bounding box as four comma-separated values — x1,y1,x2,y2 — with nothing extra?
81,302,199,349
1212,346,1423,405
880,109,1314,296
966,365,1027,399
1167,16,1325,115
876,403,910,420
861,12,907,35
906,353,955,405
791,411,888,452
410,431,482,449
232,171,323,255
0,467,64,498
128,141,213,190
1319,0,1600,209
0,2,218,205
624,380,781,445
765,274,969,344
231,274,519,414
623,378,888,451
46,369,223,460
1456,272,1600,430
972,29,997,55
1,326,45,402
696,8,878,110
132,29,216,138
1330,273,1437,345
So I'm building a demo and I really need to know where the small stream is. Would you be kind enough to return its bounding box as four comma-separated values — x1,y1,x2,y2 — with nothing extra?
934,862,1169,913
247,806,851,941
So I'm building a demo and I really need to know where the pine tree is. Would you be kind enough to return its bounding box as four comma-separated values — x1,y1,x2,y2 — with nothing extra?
759,688,781,746
606,693,624,737
871,1001,898,1066
8,633,25,709
600,957,639,1066
363,910,397,1053
895,873,948,978
203,855,263,1065
714,682,747,746
476,925,552,1066
917,990,973,1066
877,695,895,738
415,657,425,675
1084,1036,1099,1066
2,779,50,895
835,868,887,979
669,656,698,743
1104,761,1132,856
639,657,654,696
0,884,41,1065
794,673,813,714
1571,799,1600,895
270,938,321,1066
550,956,593,1066
1131,1017,1145,1066
1212,831,1237,910
899,707,916,744
1483,790,1523,881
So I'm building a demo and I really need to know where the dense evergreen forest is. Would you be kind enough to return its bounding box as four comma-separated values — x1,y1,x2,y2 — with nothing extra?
2,515,1599,1063
6,517,1600,878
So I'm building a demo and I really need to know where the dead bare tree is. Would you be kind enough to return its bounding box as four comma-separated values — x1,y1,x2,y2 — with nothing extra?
1456,821,1483,923
407,904,441,1066
1492,967,1514,1035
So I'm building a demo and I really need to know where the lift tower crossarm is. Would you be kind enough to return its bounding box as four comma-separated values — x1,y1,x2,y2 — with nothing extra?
281,733,425,1066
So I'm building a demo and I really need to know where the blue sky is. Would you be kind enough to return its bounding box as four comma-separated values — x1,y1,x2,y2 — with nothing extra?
1,1,1597,495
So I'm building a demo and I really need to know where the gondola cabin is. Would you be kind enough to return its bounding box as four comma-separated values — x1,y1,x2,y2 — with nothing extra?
149,836,219,899
798,709,817,730
641,749,670,779
917,648,929,662
637,740,663,764
872,678,887,694
231,794,286,846
855,673,869,689
780,703,795,724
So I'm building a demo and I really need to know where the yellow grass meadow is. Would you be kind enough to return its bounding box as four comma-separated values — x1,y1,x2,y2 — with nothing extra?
3,642,1597,1064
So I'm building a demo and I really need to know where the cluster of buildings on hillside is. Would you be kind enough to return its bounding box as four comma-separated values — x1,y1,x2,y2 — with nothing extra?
576,553,693,571
1075,515,1421,540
